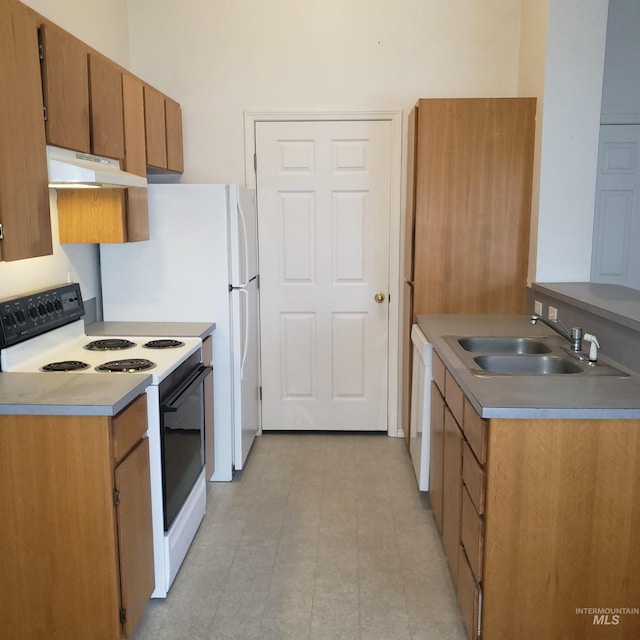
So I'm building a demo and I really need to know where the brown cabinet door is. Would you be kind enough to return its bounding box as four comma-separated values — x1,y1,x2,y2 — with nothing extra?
122,74,149,241
165,97,184,173
144,85,167,169
412,98,535,316
429,383,445,532
57,189,127,243
88,53,124,159
122,74,147,177
0,0,52,261
40,21,90,153
114,438,154,638
442,407,463,586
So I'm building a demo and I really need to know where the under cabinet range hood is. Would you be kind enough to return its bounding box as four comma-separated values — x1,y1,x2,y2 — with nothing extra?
46,145,147,189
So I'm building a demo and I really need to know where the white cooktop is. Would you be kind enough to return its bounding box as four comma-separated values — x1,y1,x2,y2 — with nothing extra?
1,320,201,385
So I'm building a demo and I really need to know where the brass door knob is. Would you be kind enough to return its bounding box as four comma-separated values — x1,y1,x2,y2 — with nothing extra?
374,292,386,303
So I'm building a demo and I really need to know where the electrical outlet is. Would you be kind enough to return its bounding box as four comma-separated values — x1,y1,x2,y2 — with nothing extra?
534,300,543,315
548,306,558,321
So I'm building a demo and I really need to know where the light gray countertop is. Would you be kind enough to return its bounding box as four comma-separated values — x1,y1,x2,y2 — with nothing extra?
86,321,215,339
417,314,640,419
0,372,151,416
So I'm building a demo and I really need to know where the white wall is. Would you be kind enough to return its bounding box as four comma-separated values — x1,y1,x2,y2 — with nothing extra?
535,0,609,282
20,0,131,67
125,0,524,184
0,0,130,302
517,0,549,284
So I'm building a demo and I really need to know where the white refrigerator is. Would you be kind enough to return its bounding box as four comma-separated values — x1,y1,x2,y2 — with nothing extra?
100,184,260,481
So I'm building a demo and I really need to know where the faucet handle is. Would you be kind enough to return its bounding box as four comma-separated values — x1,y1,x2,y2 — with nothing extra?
569,326,583,352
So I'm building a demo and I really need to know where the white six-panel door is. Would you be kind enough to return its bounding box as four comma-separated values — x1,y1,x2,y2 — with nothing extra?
256,120,392,430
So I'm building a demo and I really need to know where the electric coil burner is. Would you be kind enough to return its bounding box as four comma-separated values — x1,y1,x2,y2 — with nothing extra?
96,358,156,373
41,360,90,372
143,339,185,349
84,338,136,351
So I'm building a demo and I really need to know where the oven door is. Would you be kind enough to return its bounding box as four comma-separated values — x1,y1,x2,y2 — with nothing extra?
160,363,212,530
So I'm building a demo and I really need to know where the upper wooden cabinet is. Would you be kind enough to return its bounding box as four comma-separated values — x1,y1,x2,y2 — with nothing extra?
57,188,149,243
39,18,184,174
122,74,147,177
144,85,184,173
1,0,184,254
39,21,91,154
88,53,125,160
143,85,167,169
165,97,184,173
40,23,129,161
0,0,52,261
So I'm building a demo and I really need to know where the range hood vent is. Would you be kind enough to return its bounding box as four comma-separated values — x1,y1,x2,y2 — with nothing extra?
46,145,147,189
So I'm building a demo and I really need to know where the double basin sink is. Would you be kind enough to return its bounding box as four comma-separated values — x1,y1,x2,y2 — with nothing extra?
445,336,629,377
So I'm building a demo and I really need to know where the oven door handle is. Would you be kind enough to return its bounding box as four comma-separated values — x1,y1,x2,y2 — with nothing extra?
162,364,213,413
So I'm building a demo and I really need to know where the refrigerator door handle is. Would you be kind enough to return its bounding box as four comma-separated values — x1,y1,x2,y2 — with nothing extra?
238,288,249,379
237,196,250,288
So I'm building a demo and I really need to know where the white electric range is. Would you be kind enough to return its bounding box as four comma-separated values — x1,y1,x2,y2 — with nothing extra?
0,283,209,597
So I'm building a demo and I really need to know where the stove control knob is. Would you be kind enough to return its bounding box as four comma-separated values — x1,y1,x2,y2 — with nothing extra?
28,305,38,319
45,301,54,314
15,310,26,324
37,303,46,316
53,298,63,312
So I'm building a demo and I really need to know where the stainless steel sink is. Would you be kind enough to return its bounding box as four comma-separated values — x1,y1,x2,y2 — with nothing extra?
473,354,582,375
458,336,552,354
443,334,631,377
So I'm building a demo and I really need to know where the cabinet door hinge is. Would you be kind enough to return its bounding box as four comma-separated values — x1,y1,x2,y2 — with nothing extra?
113,488,120,506
120,607,127,624
43,106,48,121
0,223,4,241
253,153,257,172
259,386,262,401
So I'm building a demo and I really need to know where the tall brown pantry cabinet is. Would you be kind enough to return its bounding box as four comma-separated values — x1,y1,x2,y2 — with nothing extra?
402,98,536,439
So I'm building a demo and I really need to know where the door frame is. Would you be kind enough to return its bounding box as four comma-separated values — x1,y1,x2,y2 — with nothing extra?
243,110,403,437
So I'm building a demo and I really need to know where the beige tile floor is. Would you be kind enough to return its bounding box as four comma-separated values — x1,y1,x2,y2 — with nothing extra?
132,433,467,640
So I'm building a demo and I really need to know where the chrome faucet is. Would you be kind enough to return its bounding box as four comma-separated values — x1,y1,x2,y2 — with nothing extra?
530,314,583,352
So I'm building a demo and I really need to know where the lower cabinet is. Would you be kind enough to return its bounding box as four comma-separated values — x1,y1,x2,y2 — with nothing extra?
0,394,154,640
429,350,640,640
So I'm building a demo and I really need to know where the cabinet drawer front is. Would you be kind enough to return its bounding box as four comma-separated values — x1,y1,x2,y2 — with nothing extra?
461,486,484,583
445,369,464,425
463,398,487,464
457,545,481,640
112,394,148,464
432,351,445,395
462,442,485,515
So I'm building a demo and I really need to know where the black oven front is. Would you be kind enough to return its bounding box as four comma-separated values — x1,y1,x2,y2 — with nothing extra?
159,351,212,531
